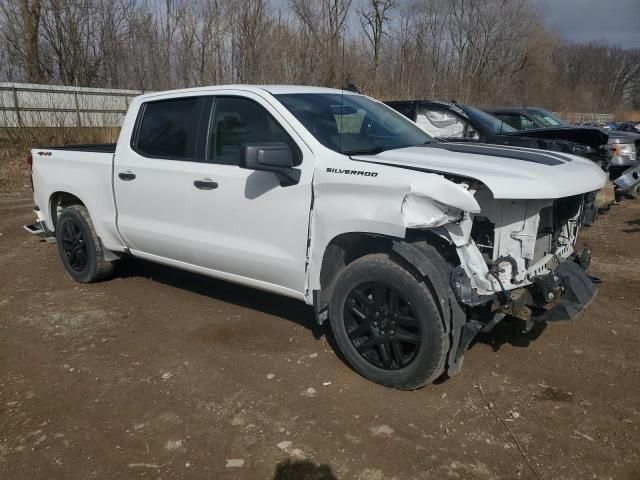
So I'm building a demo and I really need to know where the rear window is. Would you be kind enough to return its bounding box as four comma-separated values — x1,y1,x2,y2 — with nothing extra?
135,97,200,159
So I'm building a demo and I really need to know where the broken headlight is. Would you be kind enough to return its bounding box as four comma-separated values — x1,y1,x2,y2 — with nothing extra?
613,143,637,157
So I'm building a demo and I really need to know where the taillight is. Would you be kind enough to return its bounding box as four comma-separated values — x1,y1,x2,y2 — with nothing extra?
27,154,33,191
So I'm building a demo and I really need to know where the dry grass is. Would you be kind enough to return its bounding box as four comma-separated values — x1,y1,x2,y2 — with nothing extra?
614,109,640,122
0,127,120,193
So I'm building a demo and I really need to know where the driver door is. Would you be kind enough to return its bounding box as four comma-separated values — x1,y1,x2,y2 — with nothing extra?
187,94,314,296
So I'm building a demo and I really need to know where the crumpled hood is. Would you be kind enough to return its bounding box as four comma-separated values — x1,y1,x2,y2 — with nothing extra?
352,143,607,199
505,126,609,148
607,130,640,144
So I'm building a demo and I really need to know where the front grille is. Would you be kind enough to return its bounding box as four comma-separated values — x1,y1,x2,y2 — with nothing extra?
533,195,583,263
470,216,495,261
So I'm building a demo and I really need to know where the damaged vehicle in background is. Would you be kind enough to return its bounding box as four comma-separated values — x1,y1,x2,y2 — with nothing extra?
615,121,640,134
25,86,606,390
487,107,640,196
385,100,620,217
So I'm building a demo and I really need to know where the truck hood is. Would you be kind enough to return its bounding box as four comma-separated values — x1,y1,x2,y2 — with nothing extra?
607,130,640,144
352,143,607,200
504,126,609,149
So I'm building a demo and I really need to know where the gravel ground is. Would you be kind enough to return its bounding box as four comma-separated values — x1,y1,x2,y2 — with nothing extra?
1,192,639,480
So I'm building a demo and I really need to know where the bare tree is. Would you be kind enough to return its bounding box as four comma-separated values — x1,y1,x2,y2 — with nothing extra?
0,0,638,115
291,0,353,87
230,0,270,83
358,0,394,77
0,0,45,82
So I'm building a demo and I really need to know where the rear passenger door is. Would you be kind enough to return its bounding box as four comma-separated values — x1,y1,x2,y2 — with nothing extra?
188,94,313,296
114,96,206,265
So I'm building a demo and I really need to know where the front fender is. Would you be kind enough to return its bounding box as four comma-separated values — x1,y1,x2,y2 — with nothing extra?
306,159,479,299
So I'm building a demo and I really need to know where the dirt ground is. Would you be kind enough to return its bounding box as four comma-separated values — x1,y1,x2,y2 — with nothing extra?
1,193,639,480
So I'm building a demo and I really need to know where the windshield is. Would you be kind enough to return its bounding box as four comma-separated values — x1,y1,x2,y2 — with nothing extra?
462,105,517,135
528,109,569,127
275,93,433,155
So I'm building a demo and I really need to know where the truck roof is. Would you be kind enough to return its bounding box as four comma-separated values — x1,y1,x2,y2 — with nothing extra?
487,107,549,114
137,84,357,101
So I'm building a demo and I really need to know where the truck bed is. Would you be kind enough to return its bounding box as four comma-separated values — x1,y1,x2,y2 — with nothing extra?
31,144,121,252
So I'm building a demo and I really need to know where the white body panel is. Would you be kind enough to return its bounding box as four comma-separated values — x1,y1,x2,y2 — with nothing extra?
31,149,124,252
353,145,607,199
187,160,313,295
31,84,607,306
113,155,196,264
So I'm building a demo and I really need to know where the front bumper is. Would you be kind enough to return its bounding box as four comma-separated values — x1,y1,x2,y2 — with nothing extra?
452,250,597,365
610,154,637,168
612,164,640,193
502,253,596,325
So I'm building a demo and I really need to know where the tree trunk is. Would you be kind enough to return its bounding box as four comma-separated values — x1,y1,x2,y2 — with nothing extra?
17,0,43,83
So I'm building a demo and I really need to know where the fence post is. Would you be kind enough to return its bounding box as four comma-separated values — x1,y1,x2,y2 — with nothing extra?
12,86,23,128
74,89,82,127
123,94,129,124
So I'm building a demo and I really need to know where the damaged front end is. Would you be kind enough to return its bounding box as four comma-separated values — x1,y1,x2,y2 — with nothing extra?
444,186,598,354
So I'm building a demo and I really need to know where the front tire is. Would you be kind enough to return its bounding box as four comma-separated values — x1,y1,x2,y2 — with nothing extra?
329,253,447,390
56,205,114,283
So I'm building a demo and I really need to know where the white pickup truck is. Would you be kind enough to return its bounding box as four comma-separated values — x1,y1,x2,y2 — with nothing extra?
26,85,606,389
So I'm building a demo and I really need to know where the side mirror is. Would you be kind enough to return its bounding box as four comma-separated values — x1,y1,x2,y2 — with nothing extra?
239,143,301,186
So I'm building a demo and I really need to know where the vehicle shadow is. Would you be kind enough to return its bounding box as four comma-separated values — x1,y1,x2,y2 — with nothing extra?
114,257,325,340
273,459,337,480
113,259,548,357
623,218,640,233
471,317,547,352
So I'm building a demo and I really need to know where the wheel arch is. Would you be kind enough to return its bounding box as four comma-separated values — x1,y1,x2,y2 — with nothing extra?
48,191,122,262
314,230,458,325
49,191,86,230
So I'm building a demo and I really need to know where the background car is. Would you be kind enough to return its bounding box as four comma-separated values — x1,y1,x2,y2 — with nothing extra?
487,107,640,194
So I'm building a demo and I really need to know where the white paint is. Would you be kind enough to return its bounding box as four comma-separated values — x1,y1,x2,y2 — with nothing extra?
353,144,607,199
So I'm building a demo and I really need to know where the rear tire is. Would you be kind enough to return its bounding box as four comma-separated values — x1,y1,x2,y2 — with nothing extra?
329,253,447,390
56,205,114,283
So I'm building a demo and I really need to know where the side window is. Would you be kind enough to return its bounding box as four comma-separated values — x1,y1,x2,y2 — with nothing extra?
520,115,535,130
135,97,200,159
496,114,522,130
208,97,300,166
416,107,477,140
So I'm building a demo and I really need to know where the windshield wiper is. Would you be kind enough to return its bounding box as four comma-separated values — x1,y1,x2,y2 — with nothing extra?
343,147,389,156
344,141,435,156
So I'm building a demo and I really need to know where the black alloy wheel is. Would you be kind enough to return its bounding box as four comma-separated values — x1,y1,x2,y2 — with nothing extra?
59,217,88,272
344,282,422,370
329,253,448,389
55,205,114,283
